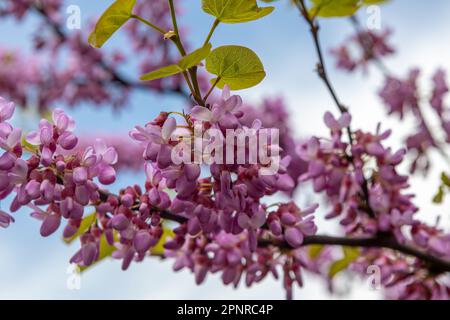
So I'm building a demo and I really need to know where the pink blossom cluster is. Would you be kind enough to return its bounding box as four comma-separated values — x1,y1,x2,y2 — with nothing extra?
2,86,450,299
332,27,450,175
0,0,185,112
74,134,145,171
352,246,450,299
298,112,418,239
2,1,450,301
0,96,121,265
297,111,450,298
239,97,308,193
130,88,311,251
330,29,395,73
0,0,61,20
379,69,450,173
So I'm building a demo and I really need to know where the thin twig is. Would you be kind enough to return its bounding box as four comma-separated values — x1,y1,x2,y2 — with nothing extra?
349,15,450,167
296,0,375,217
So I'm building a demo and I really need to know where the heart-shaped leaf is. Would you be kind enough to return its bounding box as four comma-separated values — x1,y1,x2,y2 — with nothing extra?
202,0,274,23
140,44,212,81
205,45,266,90
88,0,136,48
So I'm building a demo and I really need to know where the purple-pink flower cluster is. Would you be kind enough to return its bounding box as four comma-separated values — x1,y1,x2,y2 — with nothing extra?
298,111,418,240
331,29,394,73
379,69,450,173
0,0,185,112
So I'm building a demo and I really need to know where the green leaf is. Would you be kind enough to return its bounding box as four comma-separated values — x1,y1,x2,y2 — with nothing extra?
329,259,351,278
88,0,136,48
140,65,184,81
343,246,360,260
140,44,212,81
362,0,389,4
309,244,325,259
63,212,97,244
205,45,266,90
309,0,360,17
308,0,389,18
202,0,274,23
150,226,175,256
80,232,118,272
433,186,445,204
178,43,212,70
328,246,360,278
441,172,450,187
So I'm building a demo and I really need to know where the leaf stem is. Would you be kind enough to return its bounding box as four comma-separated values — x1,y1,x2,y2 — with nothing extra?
167,0,186,56
296,0,376,218
203,19,220,47
95,189,450,274
168,0,180,36
131,14,166,35
182,71,196,98
167,0,205,106
204,77,221,102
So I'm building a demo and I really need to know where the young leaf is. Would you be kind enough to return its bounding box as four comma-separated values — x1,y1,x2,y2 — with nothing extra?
178,43,212,70
441,172,450,187
202,0,274,24
328,246,360,278
433,186,445,204
329,259,350,278
88,0,137,48
140,44,212,81
140,65,184,81
309,0,360,18
309,244,325,259
63,212,97,244
205,45,266,90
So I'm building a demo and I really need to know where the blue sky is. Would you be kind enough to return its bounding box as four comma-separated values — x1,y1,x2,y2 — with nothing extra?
1,0,450,299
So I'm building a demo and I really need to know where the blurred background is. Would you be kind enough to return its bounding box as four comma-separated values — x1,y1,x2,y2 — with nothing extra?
1,0,450,299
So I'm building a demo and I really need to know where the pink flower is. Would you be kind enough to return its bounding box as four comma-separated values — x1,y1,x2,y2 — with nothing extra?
0,97,15,122
82,139,118,185
191,85,243,129
0,210,14,228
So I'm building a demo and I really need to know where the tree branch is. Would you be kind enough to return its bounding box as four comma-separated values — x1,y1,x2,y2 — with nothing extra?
296,0,375,218
96,189,450,273
31,3,192,103
262,234,450,273
291,1,450,275
32,1,450,278
349,15,450,167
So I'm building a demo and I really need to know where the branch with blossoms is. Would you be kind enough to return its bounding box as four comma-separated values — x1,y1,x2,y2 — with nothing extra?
2,0,450,300
0,0,192,112
331,10,450,175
